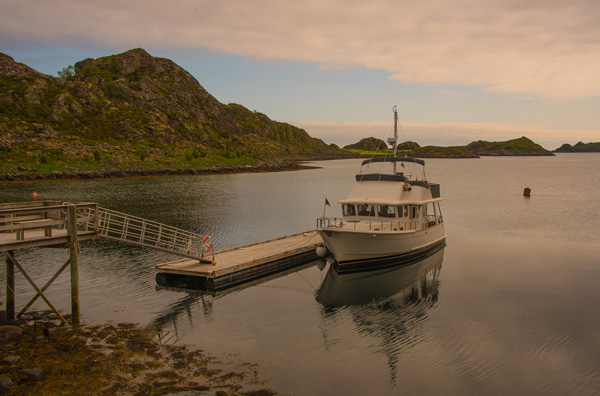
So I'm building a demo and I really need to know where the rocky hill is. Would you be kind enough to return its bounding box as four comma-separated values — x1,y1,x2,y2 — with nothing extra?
466,136,553,156
0,48,347,180
343,137,387,150
344,136,552,158
554,141,600,152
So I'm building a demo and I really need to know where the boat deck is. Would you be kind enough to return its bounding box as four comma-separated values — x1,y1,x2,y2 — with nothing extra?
156,230,323,290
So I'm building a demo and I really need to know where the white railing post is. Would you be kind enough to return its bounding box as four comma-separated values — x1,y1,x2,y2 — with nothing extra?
139,220,146,243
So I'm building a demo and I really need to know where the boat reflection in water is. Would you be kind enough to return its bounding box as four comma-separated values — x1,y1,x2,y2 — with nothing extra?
316,244,444,308
315,245,445,383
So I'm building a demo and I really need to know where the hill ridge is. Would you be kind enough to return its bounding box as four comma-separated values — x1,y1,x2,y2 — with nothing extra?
344,136,553,158
0,48,347,180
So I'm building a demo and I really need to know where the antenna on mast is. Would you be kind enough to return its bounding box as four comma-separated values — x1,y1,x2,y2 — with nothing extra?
388,106,398,174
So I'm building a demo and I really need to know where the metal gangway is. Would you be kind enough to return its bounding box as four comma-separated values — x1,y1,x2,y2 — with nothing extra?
0,201,214,325
83,206,214,263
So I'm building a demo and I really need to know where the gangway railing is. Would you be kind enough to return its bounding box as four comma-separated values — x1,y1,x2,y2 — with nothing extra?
82,206,214,263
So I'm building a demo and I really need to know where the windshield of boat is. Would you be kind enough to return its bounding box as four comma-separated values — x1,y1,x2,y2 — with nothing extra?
361,158,426,180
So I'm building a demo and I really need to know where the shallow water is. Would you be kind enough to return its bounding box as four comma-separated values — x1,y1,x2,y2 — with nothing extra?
1,153,599,395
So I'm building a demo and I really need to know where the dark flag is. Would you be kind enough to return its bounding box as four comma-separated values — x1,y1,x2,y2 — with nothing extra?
325,198,330,206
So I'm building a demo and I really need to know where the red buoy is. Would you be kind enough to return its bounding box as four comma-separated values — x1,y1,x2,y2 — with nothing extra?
523,187,531,197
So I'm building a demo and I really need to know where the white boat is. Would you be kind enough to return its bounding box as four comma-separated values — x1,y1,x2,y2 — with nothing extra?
317,107,446,272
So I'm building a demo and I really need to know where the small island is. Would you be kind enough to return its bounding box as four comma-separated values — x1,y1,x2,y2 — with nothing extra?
344,136,554,158
554,142,600,152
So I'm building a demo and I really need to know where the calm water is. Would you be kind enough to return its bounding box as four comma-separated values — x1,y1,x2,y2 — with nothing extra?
1,154,599,395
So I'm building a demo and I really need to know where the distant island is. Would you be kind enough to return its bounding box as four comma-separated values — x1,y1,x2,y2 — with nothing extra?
0,48,350,181
344,136,554,158
554,142,600,152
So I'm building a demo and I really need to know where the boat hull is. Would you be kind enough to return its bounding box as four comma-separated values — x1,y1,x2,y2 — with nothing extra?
318,224,446,273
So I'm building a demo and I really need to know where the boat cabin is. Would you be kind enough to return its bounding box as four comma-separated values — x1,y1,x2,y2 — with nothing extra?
339,201,441,232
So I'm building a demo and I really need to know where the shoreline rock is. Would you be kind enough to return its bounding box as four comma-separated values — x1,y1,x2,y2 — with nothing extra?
0,158,332,182
0,311,281,395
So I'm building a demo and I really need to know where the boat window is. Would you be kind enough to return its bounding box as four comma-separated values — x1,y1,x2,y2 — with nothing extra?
357,204,375,216
378,205,396,218
343,204,356,216
400,205,408,218
410,205,420,219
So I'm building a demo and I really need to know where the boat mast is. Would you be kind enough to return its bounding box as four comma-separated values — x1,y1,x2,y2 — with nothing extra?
393,106,398,174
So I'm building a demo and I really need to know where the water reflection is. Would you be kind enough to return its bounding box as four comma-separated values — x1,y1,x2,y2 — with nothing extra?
316,246,444,308
150,262,317,341
315,247,444,384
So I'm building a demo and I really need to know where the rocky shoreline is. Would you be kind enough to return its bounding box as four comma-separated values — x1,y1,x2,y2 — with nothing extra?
0,311,280,395
0,159,328,182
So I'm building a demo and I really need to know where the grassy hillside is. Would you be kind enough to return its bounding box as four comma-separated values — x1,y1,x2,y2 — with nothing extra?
0,49,348,179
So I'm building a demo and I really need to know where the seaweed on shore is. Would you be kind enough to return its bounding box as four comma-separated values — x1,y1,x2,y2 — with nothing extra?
0,311,279,396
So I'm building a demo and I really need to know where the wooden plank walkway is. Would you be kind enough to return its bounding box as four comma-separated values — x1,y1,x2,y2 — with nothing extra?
0,229,97,251
156,230,323,290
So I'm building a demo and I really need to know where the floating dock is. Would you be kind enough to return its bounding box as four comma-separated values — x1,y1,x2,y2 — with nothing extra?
155,230,323,291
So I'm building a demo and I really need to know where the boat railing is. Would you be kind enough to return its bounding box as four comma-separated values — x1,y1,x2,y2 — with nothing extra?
318,215,443,231
317,217,344,229
426,214,440,228
318,217,426,232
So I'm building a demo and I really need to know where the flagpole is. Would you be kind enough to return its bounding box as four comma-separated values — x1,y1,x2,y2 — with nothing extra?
323,197,330,217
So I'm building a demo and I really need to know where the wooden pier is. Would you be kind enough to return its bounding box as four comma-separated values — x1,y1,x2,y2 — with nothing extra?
0,201,211,324
156,230,323,291
2,200,326,321
0,201,99,324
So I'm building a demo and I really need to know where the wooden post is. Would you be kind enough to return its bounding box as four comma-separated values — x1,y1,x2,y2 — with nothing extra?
68,205,80,325
93,203,100,233
5,251,15,321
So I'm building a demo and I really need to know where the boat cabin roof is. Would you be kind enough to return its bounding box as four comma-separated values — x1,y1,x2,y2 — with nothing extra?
361,156,425,167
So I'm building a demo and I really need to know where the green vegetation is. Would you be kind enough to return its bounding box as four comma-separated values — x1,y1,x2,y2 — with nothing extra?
415,145,477,158
1,48,348,179
344,137,388,151
466,136,548,153
344,148,391,157
57,65,74,79
345,145,477,158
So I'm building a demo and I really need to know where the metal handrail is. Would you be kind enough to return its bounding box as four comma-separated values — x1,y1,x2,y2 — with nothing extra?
0,203,98,234
89,207,213,262
318,215,443,232
0,202,213,262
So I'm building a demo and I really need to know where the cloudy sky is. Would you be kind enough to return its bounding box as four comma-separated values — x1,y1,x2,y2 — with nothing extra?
2,0,599,149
